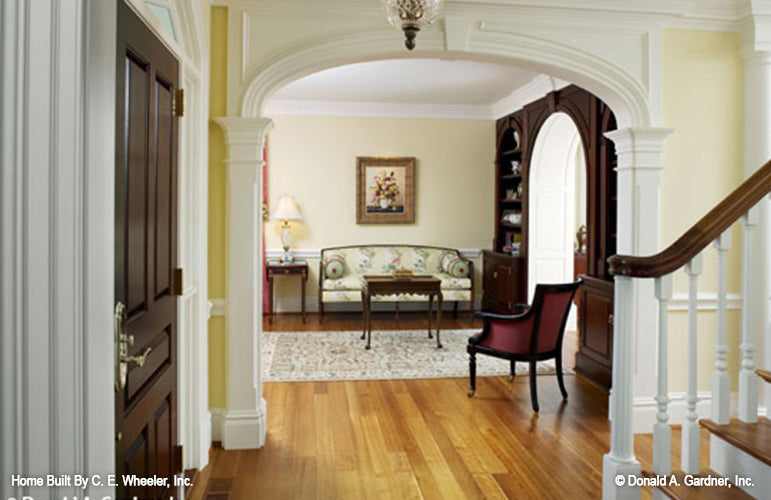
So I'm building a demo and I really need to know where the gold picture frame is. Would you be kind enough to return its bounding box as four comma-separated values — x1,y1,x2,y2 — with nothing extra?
356,156,415,224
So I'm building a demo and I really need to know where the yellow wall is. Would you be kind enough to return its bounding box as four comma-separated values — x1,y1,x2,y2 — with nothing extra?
265,115,495,310
660,29,744,391
208,6,227,409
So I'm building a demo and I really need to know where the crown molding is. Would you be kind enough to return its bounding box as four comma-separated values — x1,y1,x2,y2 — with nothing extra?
264,99,497,120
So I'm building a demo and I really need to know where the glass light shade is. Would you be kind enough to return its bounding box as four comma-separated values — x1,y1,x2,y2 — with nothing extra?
271,194,302,221
382,0,443,50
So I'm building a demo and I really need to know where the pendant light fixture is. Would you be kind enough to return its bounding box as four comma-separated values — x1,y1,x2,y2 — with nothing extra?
382,0,444,51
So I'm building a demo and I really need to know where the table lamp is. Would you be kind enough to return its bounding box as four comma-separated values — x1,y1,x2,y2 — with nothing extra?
271,194,303,263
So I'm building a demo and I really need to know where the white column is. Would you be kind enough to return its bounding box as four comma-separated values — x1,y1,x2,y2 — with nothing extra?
740,15,771,418
214,117,272,449
605,127,673,433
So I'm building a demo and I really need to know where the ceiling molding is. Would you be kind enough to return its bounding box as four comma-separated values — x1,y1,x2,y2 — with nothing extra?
264,99,497,120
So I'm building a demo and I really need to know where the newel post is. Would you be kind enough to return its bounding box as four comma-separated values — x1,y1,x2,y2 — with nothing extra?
213,116,273,449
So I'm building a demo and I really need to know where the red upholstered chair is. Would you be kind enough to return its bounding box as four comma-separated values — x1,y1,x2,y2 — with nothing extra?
467,280,582,412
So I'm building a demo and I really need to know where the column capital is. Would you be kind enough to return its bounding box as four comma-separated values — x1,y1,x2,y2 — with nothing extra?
605,127,673,171
213,116,273,146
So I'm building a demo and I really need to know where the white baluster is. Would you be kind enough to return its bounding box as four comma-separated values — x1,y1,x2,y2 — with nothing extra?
682,254,702,474
711,229,732,424
654,275,673,476
603,276,641,500
739,208,759,423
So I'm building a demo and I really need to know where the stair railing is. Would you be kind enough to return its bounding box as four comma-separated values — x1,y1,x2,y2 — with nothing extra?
602,158,771,499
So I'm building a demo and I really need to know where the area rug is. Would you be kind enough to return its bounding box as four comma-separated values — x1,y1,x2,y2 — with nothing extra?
262,329,568,382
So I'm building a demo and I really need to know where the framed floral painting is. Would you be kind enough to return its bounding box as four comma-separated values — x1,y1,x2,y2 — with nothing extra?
356,157,415,224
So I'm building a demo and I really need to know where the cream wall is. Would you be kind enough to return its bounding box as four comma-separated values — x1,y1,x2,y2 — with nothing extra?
660,29,744,392
265,115,495,312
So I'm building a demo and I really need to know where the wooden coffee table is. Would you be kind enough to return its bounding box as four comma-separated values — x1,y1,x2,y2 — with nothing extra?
360,275,443,350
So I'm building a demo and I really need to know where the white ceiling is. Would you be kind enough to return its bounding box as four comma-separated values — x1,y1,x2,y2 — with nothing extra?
265,58,542,120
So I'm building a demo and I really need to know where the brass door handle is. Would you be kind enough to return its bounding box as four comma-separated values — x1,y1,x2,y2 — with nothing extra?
608,314,614,325
121,347,152,367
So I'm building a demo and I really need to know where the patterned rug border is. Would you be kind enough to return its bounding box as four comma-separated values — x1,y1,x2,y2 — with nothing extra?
263,328,572,382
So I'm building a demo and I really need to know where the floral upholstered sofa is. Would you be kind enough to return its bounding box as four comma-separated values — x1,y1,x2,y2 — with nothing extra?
318,244,474,315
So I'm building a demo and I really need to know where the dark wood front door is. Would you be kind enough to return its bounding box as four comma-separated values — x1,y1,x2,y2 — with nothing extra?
115,2,179,498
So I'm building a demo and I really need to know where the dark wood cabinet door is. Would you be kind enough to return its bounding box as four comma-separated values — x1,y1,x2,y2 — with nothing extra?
482,250,526,313
575,276,613,389
115,1,179,498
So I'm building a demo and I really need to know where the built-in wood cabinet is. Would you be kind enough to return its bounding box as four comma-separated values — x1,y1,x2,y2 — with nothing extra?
482,85,618,389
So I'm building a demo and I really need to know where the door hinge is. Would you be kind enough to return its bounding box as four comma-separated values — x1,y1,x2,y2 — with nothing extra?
173,88,185,117
173,268,184,296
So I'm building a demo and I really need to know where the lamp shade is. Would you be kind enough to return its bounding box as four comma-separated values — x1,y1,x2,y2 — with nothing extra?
271,194,302,221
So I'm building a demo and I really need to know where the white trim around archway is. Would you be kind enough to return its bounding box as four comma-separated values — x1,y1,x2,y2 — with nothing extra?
214,25,670,452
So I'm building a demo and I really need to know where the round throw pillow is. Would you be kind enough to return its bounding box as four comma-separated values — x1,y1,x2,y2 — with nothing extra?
448,258,470,278
324,254,346,279
440,252,469,278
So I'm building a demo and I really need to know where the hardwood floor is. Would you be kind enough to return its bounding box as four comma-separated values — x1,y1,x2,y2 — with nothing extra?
189,313,706,499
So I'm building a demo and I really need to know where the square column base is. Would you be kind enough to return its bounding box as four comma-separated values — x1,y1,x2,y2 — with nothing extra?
222,398,267,449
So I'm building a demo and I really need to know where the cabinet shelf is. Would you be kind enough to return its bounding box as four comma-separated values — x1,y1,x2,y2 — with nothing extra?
500,198,522,204
500,148,521,157
500,174,522,181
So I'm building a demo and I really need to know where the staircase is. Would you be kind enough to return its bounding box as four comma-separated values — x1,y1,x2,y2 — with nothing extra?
601,159,771,500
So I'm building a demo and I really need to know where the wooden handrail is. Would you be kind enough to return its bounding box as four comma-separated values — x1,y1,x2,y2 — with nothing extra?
609,158,771,278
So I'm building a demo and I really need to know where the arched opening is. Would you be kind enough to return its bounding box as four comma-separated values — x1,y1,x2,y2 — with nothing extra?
215,27,659,449
527,112,586,335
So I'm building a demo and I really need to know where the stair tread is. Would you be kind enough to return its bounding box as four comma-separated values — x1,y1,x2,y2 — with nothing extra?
642,469,754,500
700,417,771,466
756,368,771,384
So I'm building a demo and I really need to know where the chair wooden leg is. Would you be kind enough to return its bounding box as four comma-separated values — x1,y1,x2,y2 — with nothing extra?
529,361,539,412
556,353,568,399
508,360,516,382
468,351,477,397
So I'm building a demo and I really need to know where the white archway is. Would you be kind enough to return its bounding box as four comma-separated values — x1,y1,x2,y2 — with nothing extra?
215,25,672,452
240,29,651,129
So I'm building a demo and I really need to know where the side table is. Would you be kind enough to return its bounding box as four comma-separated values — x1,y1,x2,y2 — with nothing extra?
266,260,308,324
